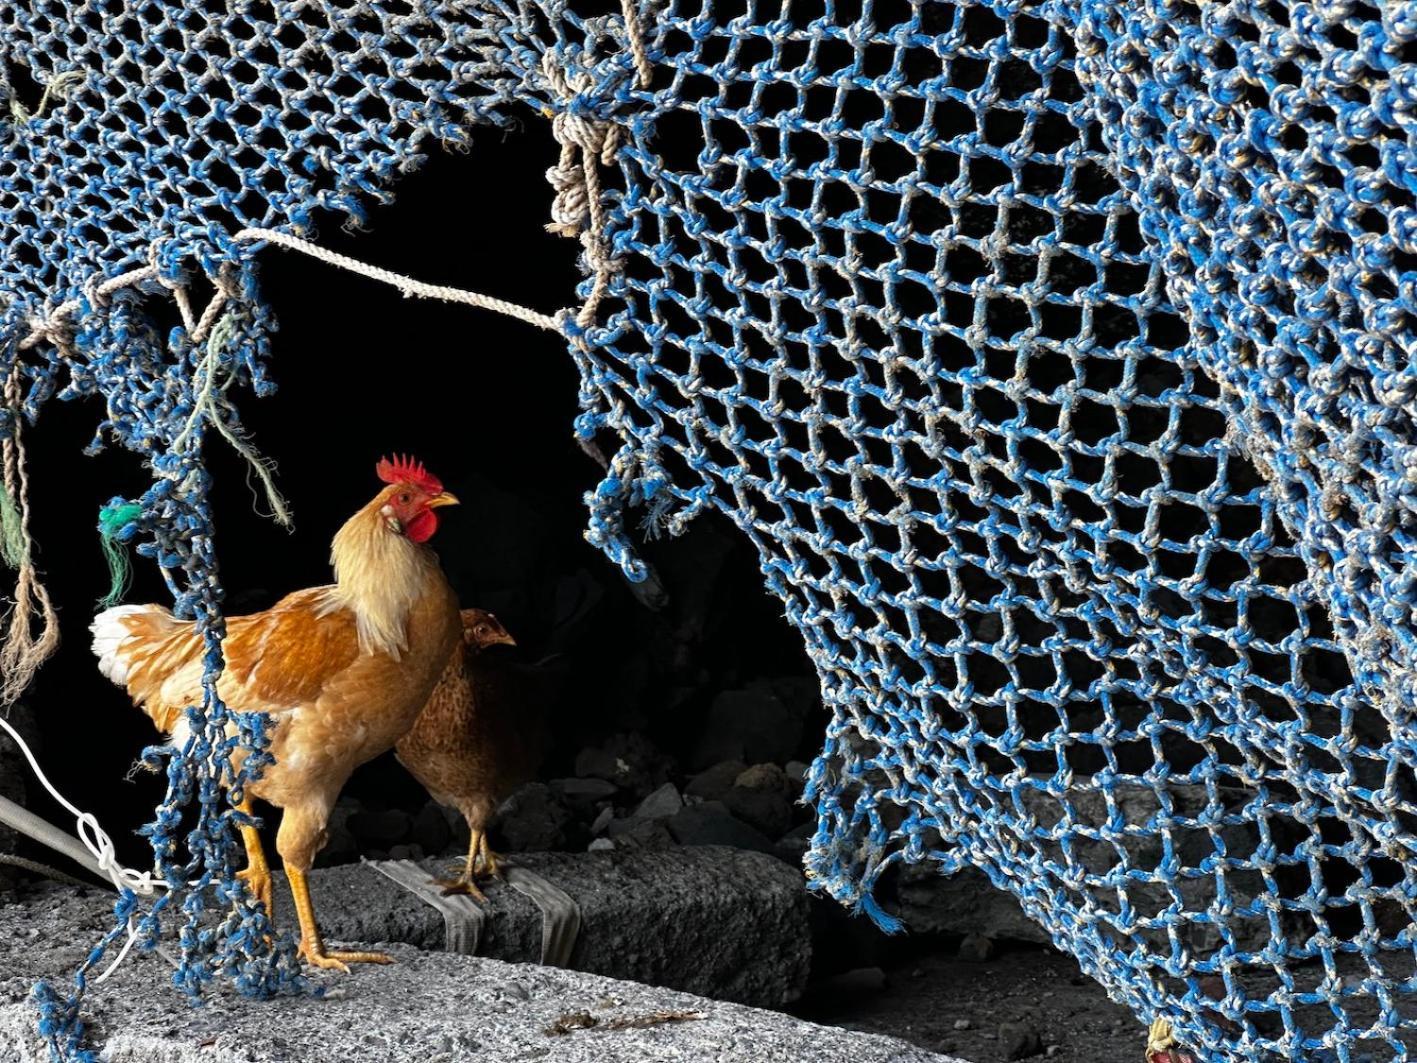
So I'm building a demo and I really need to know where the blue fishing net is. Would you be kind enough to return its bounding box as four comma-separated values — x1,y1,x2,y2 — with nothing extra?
2,0,1415,1059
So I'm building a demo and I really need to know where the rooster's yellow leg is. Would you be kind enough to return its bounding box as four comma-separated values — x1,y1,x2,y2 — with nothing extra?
287,864,394,972
436,828,489,901
233,797,274,916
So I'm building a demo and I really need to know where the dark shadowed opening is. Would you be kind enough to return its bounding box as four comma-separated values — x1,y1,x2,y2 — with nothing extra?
13,121,816,870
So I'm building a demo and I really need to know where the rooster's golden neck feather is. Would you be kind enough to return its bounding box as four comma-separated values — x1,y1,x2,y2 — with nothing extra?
322,498,440,658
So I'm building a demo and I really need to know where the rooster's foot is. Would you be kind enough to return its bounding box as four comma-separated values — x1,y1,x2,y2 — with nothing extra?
299,941,395,973
236,866,274,915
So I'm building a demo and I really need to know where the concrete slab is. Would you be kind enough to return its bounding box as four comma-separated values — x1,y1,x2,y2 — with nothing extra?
0,887,957,1063
270,846,810,1008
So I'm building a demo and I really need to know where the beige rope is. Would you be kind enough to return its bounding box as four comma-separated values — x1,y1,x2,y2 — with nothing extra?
7,69,85,126
18,229,562,358
620,0,653,89
542,54,628,332
0,371,59,706
18,263,158,354
232,228,563,331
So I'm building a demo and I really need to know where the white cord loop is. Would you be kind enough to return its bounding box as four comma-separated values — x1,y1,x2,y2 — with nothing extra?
0,712,164,982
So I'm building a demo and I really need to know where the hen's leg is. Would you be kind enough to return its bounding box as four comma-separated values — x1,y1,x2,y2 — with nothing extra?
232,796,273,916
436,826,489,901
279,803,392,972
477,830,504,879
437,800,503,899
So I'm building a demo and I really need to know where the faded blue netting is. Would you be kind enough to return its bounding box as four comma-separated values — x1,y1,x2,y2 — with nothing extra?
2,0,1416,1059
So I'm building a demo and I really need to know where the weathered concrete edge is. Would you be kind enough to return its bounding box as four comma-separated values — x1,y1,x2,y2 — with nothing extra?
0,947,967,1063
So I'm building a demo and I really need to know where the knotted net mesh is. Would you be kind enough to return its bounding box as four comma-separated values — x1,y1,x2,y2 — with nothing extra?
2,0,1415,1059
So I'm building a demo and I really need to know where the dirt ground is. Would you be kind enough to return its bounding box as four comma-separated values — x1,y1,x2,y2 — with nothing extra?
794,941,1149,1063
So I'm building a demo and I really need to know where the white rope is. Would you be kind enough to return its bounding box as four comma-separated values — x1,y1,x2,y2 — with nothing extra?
17,228,563,355
17,264,158,355
0,712,165,983
231,227,564,331
0,713,162,896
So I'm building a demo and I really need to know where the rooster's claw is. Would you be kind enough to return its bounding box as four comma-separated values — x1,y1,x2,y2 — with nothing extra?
299,943,395,973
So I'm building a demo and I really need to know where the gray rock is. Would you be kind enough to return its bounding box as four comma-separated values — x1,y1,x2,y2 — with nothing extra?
685,761,747,803
735,763,791,793
411,803,451,855
633,782,684,820
573,734,670,795
1000,1021,1043,1059
824,966,887,994
784,761,809,784
264,847,813,1008
605,818,674,850
1018,779,1292,955
894,862,1050,944
667,803,776,855
759,675,820,719
497,783,570,853
574,747,622,783
0,926,954,1061
775,822,814,864
692,689,803,769
589,806,614,835
587,838,614,852
958,933,996,962
953,1019,971,1031
722,786,793,840
347,808,414,849
552,778,618,806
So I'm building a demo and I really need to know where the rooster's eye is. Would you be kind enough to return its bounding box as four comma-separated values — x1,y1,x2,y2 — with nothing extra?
399,493,411,504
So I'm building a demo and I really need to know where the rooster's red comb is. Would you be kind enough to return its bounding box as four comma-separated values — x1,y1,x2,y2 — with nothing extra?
376,454,443,494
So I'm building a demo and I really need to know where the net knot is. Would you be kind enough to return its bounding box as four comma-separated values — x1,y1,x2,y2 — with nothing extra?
541,52,628,332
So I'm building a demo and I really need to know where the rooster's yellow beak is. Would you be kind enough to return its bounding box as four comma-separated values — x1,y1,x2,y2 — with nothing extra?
427,492,460,509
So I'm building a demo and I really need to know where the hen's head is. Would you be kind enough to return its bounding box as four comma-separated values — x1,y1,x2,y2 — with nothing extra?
374,455,459,544
461,608,516,650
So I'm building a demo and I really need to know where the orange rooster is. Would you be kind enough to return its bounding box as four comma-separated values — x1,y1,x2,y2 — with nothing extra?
396,607,547,899
90,456,461,972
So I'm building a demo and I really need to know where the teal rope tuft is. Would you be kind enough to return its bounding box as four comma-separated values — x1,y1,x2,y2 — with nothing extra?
96,502,144,608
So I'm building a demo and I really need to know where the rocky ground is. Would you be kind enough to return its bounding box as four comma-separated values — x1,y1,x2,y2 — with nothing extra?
0,891,954,1063
795,940,1148,1063
0,875,1152,1063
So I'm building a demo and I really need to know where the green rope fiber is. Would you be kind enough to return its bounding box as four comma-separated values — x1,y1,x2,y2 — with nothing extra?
0,485,26,569
96,502,143,608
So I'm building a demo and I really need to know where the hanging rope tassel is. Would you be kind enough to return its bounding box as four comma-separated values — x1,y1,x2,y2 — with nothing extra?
0,370,59,705
96,501,144,608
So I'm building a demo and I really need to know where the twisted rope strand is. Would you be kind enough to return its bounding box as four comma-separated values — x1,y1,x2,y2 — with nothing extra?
620,0,653,88
232,228,563,331
0,371,58,706
17,230,563,358
541,54,627,333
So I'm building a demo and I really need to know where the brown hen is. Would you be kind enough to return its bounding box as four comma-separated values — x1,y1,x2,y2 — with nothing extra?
90,456,461,971
396,607,547,898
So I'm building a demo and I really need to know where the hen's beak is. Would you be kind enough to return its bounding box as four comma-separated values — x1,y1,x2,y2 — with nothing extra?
427,492,460,509
494,631,518,648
